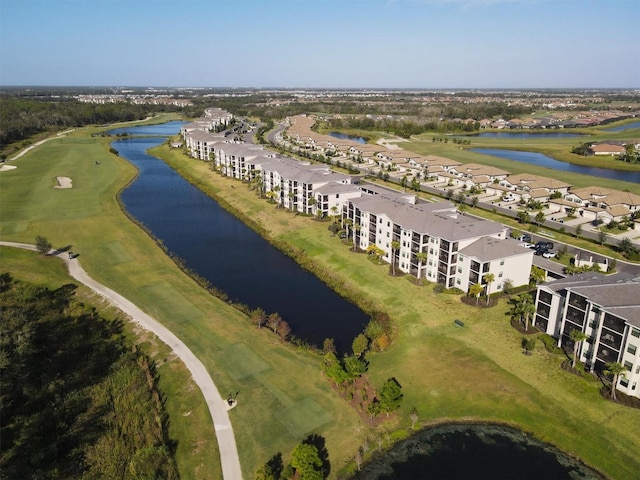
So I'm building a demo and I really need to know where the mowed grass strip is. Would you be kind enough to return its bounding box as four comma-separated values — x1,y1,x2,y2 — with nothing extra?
155,142,640,479
276,398,333,437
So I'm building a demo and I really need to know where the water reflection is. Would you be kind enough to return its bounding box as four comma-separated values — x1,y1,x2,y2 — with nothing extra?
471,148,640,183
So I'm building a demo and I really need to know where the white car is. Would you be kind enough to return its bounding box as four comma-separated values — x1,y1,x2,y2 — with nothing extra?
542,251,557,259
520,242,535,249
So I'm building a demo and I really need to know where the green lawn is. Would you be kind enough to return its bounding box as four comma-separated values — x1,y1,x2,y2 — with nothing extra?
1,124,639,479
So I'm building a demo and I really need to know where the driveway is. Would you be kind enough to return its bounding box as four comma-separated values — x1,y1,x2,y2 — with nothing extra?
0,241,243,480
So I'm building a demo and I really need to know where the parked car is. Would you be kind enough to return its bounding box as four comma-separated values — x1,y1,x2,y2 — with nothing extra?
542,251,557,259
535,241,554,250
518,234,532,242
520,242,535,249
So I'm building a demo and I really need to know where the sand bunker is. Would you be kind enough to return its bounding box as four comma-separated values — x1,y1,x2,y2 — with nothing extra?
54,176,72,189
0,165,17,172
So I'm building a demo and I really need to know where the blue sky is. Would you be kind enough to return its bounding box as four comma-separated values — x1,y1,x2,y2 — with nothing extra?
1,0,638,88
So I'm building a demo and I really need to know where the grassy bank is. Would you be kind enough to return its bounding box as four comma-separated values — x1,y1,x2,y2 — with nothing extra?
1,124,639,479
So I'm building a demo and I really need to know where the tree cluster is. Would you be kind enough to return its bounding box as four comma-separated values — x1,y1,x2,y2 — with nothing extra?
256,434,330,480
251,308,292,341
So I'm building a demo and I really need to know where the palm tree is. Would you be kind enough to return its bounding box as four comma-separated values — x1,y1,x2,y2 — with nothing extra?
469,283,483,304
415,252,428,280
604,362,628,401
330,205,339,224
569,329,589,369
390,240,401,275
529,265,546,285
343,218,353,239
287,191,296,211
483,273,495,306
353,223,361,252
510,293,535,331
273,185,281,205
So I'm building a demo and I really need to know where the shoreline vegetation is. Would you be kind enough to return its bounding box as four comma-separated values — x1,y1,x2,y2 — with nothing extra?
1,116,639,479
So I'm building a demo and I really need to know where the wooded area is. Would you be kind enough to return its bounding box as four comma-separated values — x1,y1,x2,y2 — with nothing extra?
0,274,178,479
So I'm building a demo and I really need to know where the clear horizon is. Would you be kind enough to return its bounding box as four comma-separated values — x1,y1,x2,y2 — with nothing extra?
1,0,639,89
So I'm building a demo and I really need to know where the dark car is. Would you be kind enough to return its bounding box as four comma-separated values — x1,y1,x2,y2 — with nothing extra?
536,241,553,250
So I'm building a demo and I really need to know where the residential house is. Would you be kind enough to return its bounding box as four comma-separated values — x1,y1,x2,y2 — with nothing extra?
563,187,640,224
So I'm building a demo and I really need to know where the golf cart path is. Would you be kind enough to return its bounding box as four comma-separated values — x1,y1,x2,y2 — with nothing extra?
0,241,242,480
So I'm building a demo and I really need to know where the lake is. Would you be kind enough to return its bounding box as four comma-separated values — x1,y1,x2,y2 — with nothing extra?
328,131,367,144
471,148,640,183
355,423,603,480
107,120,187,136
114,134,368,352
603,121,640,132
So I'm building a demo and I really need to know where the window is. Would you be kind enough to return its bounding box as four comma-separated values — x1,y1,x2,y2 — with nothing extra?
628,344,638,355
457,267,462,273
625,361,633,370
498,272,503,278
632,328,640,338
500,259,505,266
456,279,461,285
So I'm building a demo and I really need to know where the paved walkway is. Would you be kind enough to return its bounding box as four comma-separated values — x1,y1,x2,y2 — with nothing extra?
0,241,243,480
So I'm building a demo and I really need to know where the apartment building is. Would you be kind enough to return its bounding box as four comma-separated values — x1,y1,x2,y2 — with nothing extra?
344,194,532,289
534,275,640,399
257,156,356,215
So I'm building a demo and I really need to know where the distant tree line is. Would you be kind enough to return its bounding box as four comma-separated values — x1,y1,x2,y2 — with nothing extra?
0,274,178,478
0,96,181,153
325,116,479,137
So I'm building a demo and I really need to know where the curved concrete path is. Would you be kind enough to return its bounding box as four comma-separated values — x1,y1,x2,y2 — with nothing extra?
0,241,242,480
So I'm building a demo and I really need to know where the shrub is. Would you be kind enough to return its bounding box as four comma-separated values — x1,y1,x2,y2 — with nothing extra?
539,334,563,355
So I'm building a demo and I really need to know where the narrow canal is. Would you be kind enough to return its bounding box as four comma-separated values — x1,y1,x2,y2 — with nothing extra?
114,129,369,352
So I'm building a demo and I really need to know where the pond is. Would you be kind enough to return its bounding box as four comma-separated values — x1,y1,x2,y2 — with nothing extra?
467,132,583,139
114,133,369,352
328,131,368,144
354,423,603,480
603,121,640,132
471,148,640,183
107,120,187,136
